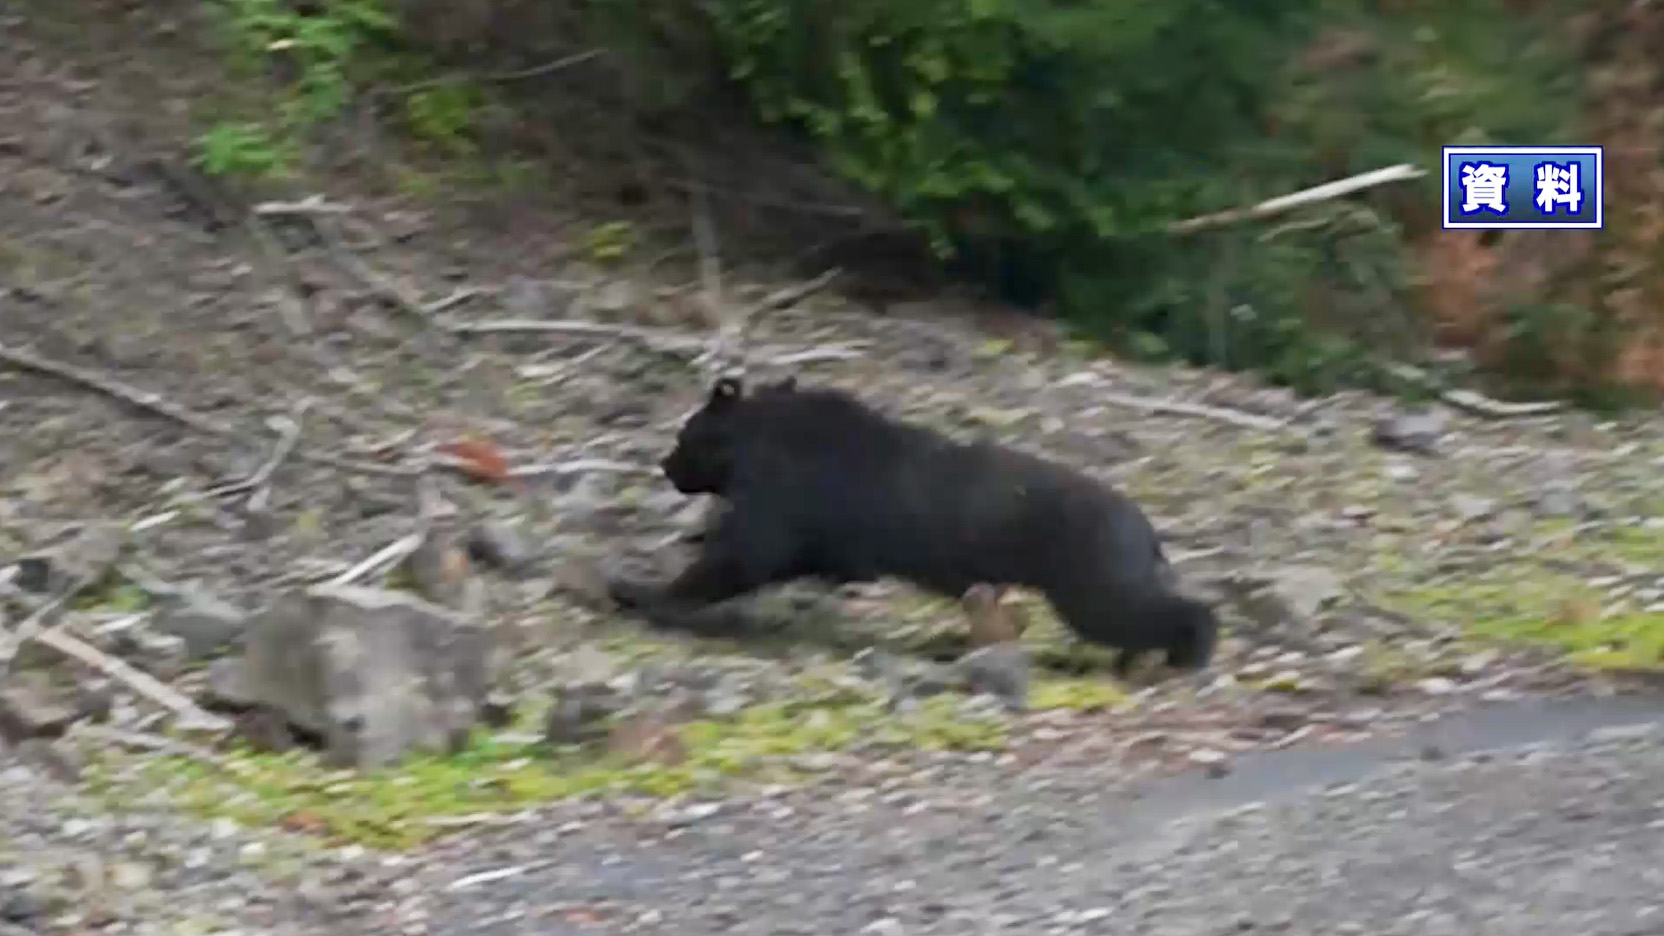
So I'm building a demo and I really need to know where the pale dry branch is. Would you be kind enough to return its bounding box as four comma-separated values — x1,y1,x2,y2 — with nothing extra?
32,625,230,732
738,267,842,319
0,341,418,477
507,458,655,479
1168,163,1427,236
252,195,353,217
0,583,80,672
392,48,605,96
246,399,311,514
1380,362,1565,418
312,214,433,321
1096,389,1292,432
329,531,427,587
204,398,312,505
448,317,705,354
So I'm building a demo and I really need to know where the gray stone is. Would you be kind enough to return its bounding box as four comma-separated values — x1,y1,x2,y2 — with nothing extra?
225,584,494,769
148,589,249,659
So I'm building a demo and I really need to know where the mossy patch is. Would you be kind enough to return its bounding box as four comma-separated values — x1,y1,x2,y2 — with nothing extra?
81,692,1010,850
1384,555,1664,672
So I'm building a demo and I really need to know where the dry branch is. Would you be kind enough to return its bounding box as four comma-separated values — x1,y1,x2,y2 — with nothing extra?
1167,163,1427,236
313,215,433,321
0,583,80,672
1380,362,1565,417
33,625,230,732
329,531,427,587
447,314,861,369
392,48,605,96
0,342,418,477
1096,389,1292,432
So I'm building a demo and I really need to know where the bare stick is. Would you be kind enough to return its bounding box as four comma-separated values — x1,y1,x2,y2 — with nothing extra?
313,215,432,321
507,458,654,479
448,318,705,354
0,340,251,438
392,48,605,96
203,398,312,502
1167,164,1427,236
1096,389,1292,432
246,399,311,514
1381,362,1564,418
253,195,353,217
329,531,427,587
32,626,230,732
0,342,418,477
738,267,842,319
762,344,866,367
0,584,79,671
423,287,487,315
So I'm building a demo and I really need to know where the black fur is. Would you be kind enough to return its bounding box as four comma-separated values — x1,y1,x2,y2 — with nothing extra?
612,376,1218,677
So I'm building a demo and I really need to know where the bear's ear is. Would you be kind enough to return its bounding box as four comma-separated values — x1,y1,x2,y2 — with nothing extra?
710,376,744,405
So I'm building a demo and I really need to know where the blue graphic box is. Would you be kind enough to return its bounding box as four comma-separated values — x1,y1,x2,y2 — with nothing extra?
1442,145,1603,230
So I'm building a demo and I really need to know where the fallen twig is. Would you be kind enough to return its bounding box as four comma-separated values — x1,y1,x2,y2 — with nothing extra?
392,48,605,96
0,342,419,477
1167,163,1427,236
1096,389,1291,432
1381,362,1565,418
32,625,230,732
252,195,353,217
507,458,654,479
738,267,842,320
0,582,81,672
448,865,532,891
329,531,427,587
312,214,433,321
424,286,487,315
758,341,866,367
448,317,704,353
203,398,312,506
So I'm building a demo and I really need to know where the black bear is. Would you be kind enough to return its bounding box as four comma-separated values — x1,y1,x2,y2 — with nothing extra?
608,376,1218,678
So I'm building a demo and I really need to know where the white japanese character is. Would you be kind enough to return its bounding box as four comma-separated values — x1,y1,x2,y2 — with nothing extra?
1534,161,1583,214
1459,162,1510,215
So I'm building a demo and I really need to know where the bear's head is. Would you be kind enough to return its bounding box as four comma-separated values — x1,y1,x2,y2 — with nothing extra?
661,376,742,495
660,374,802,495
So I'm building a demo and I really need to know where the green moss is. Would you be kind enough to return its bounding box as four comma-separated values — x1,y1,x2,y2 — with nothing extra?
82,691,1008,850
1385,560,1664,673
1604,523,1664,565
1028,677,1132,712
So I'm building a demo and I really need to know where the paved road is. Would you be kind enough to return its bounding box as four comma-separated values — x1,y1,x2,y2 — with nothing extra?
5,703,1664,936
396,714,1664,936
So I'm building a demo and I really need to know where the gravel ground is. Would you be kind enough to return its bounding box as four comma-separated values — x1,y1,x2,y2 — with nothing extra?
6,7,1664,936
21,717,1653,936
381,722,1664,936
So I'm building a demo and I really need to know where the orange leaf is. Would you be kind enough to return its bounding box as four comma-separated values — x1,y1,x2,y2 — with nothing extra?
280,810,331,835
437,437,511,484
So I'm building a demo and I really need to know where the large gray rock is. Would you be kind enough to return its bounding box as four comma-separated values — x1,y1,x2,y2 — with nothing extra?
222,584,494,769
